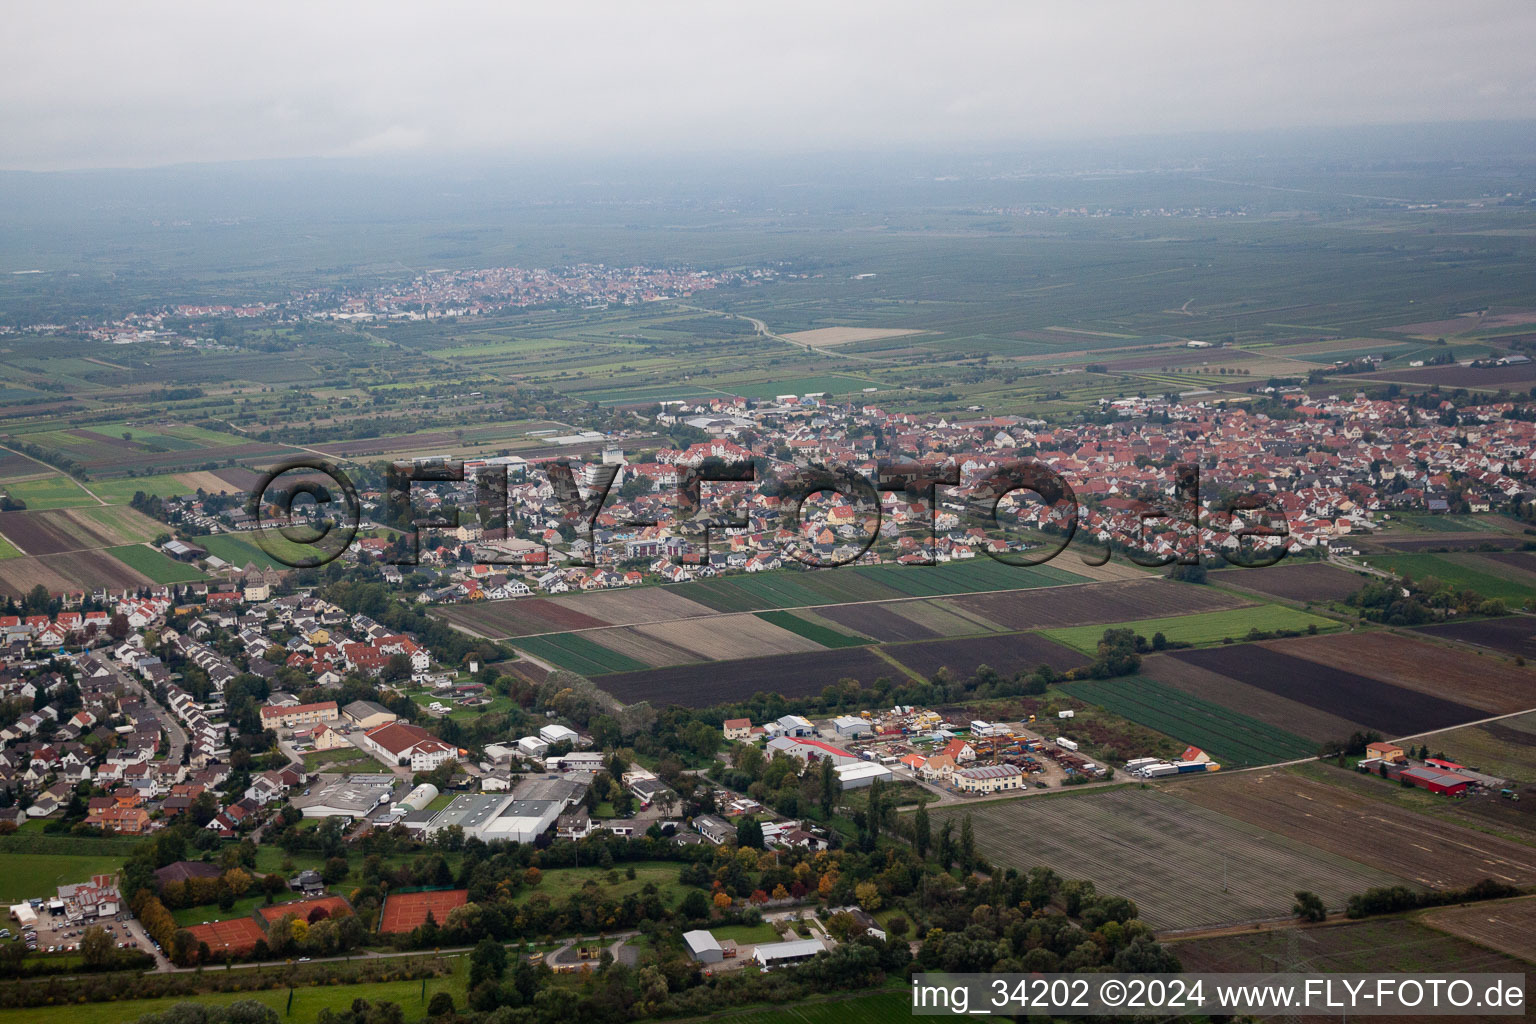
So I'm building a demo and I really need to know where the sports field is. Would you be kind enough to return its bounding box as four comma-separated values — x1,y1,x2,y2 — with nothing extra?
378,888,468,933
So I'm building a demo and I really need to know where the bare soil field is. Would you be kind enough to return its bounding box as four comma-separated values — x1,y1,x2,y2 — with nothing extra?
1265,632,1536,714
1139,653,1368,742
1356,363,1536,389
1218,561,1367,604
0,451,45,482
780,327,926,348
939,788,1403,930
432,598,609,638
950,577,1243,631
1373,533,1525,552
586,627,700,668
1174,917,1530,985
885,599,1004,636
1420,896,1536,964
548,588,717,626
595,648,892,707
818,602,942,641
0,549,149,597
1415,616,1536,661
1169,768,1536,890
885,632,1084,680
1169,644,1487,737
0,505,162,555
1479,550,1536,584
632,612,824,661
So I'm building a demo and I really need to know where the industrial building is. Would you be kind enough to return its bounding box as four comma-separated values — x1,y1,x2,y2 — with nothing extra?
829,715,872,738
834,761,893,790
425,793,563,843
291,774,397,818
766,736,857,766
1399,766,1472,796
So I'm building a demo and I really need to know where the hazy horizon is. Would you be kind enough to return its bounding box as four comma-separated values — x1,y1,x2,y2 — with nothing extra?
6,0,1536,172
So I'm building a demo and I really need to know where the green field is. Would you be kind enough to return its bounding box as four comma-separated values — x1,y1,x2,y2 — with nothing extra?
510,860,689,908
0,853,129,904
1065,676,1319,766
1,474,98,509
1380,552,1536,605
1043,604,1338,653
0,533,20,560
171,890,311,927
301,747,376,771
106,543,208,583
85,472,205,504
193,530,325,570
754,610,870,647
0,958,470,1024
512,632,649,675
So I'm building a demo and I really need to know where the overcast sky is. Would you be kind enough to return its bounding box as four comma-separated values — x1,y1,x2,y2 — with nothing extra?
5,1,1535,171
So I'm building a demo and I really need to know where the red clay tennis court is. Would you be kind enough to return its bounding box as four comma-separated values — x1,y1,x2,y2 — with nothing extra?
378,888,468,933
186,917,266,953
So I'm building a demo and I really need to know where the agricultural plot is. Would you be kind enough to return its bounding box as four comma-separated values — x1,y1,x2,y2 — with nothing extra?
191,531,329,571
1043,604,1337,654
1218,561,1366,604
0,505,160,555
1170,768,1536,890
1065,676,1316,766
1421,897,1536,964
951,577,1244,632
1409,712,1536,783
817,601,943,641
1377,552,1536,604
1140,653,1369,742
1174,917,1531,975
753,610,870,647
1265,632,1536,714
436,597,610,639
511,632,649,675
0,535,18,560
631,612,826,661
547,587,717,626
1415,615,1536,661
0,474,97,509
941,788,1403,930
1169,644,1487,737
884,632,1084,680
0,549,150,598
780,326,927,347
106,544,207,584
596,647,895,707
583,626,700,668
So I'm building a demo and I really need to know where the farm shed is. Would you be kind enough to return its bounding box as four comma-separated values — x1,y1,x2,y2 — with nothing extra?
830,715,871,738
1400,767,1472,796
683,929,724,963
754,937,826,968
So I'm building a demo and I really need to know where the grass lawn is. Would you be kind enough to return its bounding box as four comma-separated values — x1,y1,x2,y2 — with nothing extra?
252,845,327,877
0,533,21,560
0,853,129,904
708,921,780,946
0,956,471,1024
514,860,689,908
193,531,327,571
107,543,208,583
1042,604,1339,654
3,474,98,509
171,891,311,928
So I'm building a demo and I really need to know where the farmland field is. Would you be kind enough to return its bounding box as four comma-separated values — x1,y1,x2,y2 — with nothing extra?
1168,767,1536,890
754,609,871,647
1140,652,1369,742
0,534,18,560
631,611,826,661
0,549,149,598
1264,631,1536,714
1042,604,1338,654
884,632,1085,679
1064,676,1316,766
0,473,97,509
511,632,649,675
1174,917,1531,977
1421,896,1536,964
950,576,1245,632
1168,644,1488,737
1415,615,1536,661
938,788,1404,930
1409,711,1536,783
1376,552,1536,605
106,543,208,583
0,505,162,555
1217,560,1367,604
596,647,895,707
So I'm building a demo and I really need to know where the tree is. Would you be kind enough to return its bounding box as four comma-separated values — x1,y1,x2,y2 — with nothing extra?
819,757,836,817
80,924,114,968
913,803,931,858
736,817,764,849
1293,890,1327,922
958,814,975,872
427,993,455,1018
107,613,131,641
469,936,507,988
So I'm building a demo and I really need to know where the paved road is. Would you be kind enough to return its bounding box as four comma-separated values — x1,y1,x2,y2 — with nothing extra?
108,660,187,763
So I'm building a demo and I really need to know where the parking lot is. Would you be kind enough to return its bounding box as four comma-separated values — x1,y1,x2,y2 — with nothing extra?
8,906,141,956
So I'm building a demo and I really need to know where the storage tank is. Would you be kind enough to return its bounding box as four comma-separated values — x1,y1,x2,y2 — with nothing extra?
400,783,439,812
